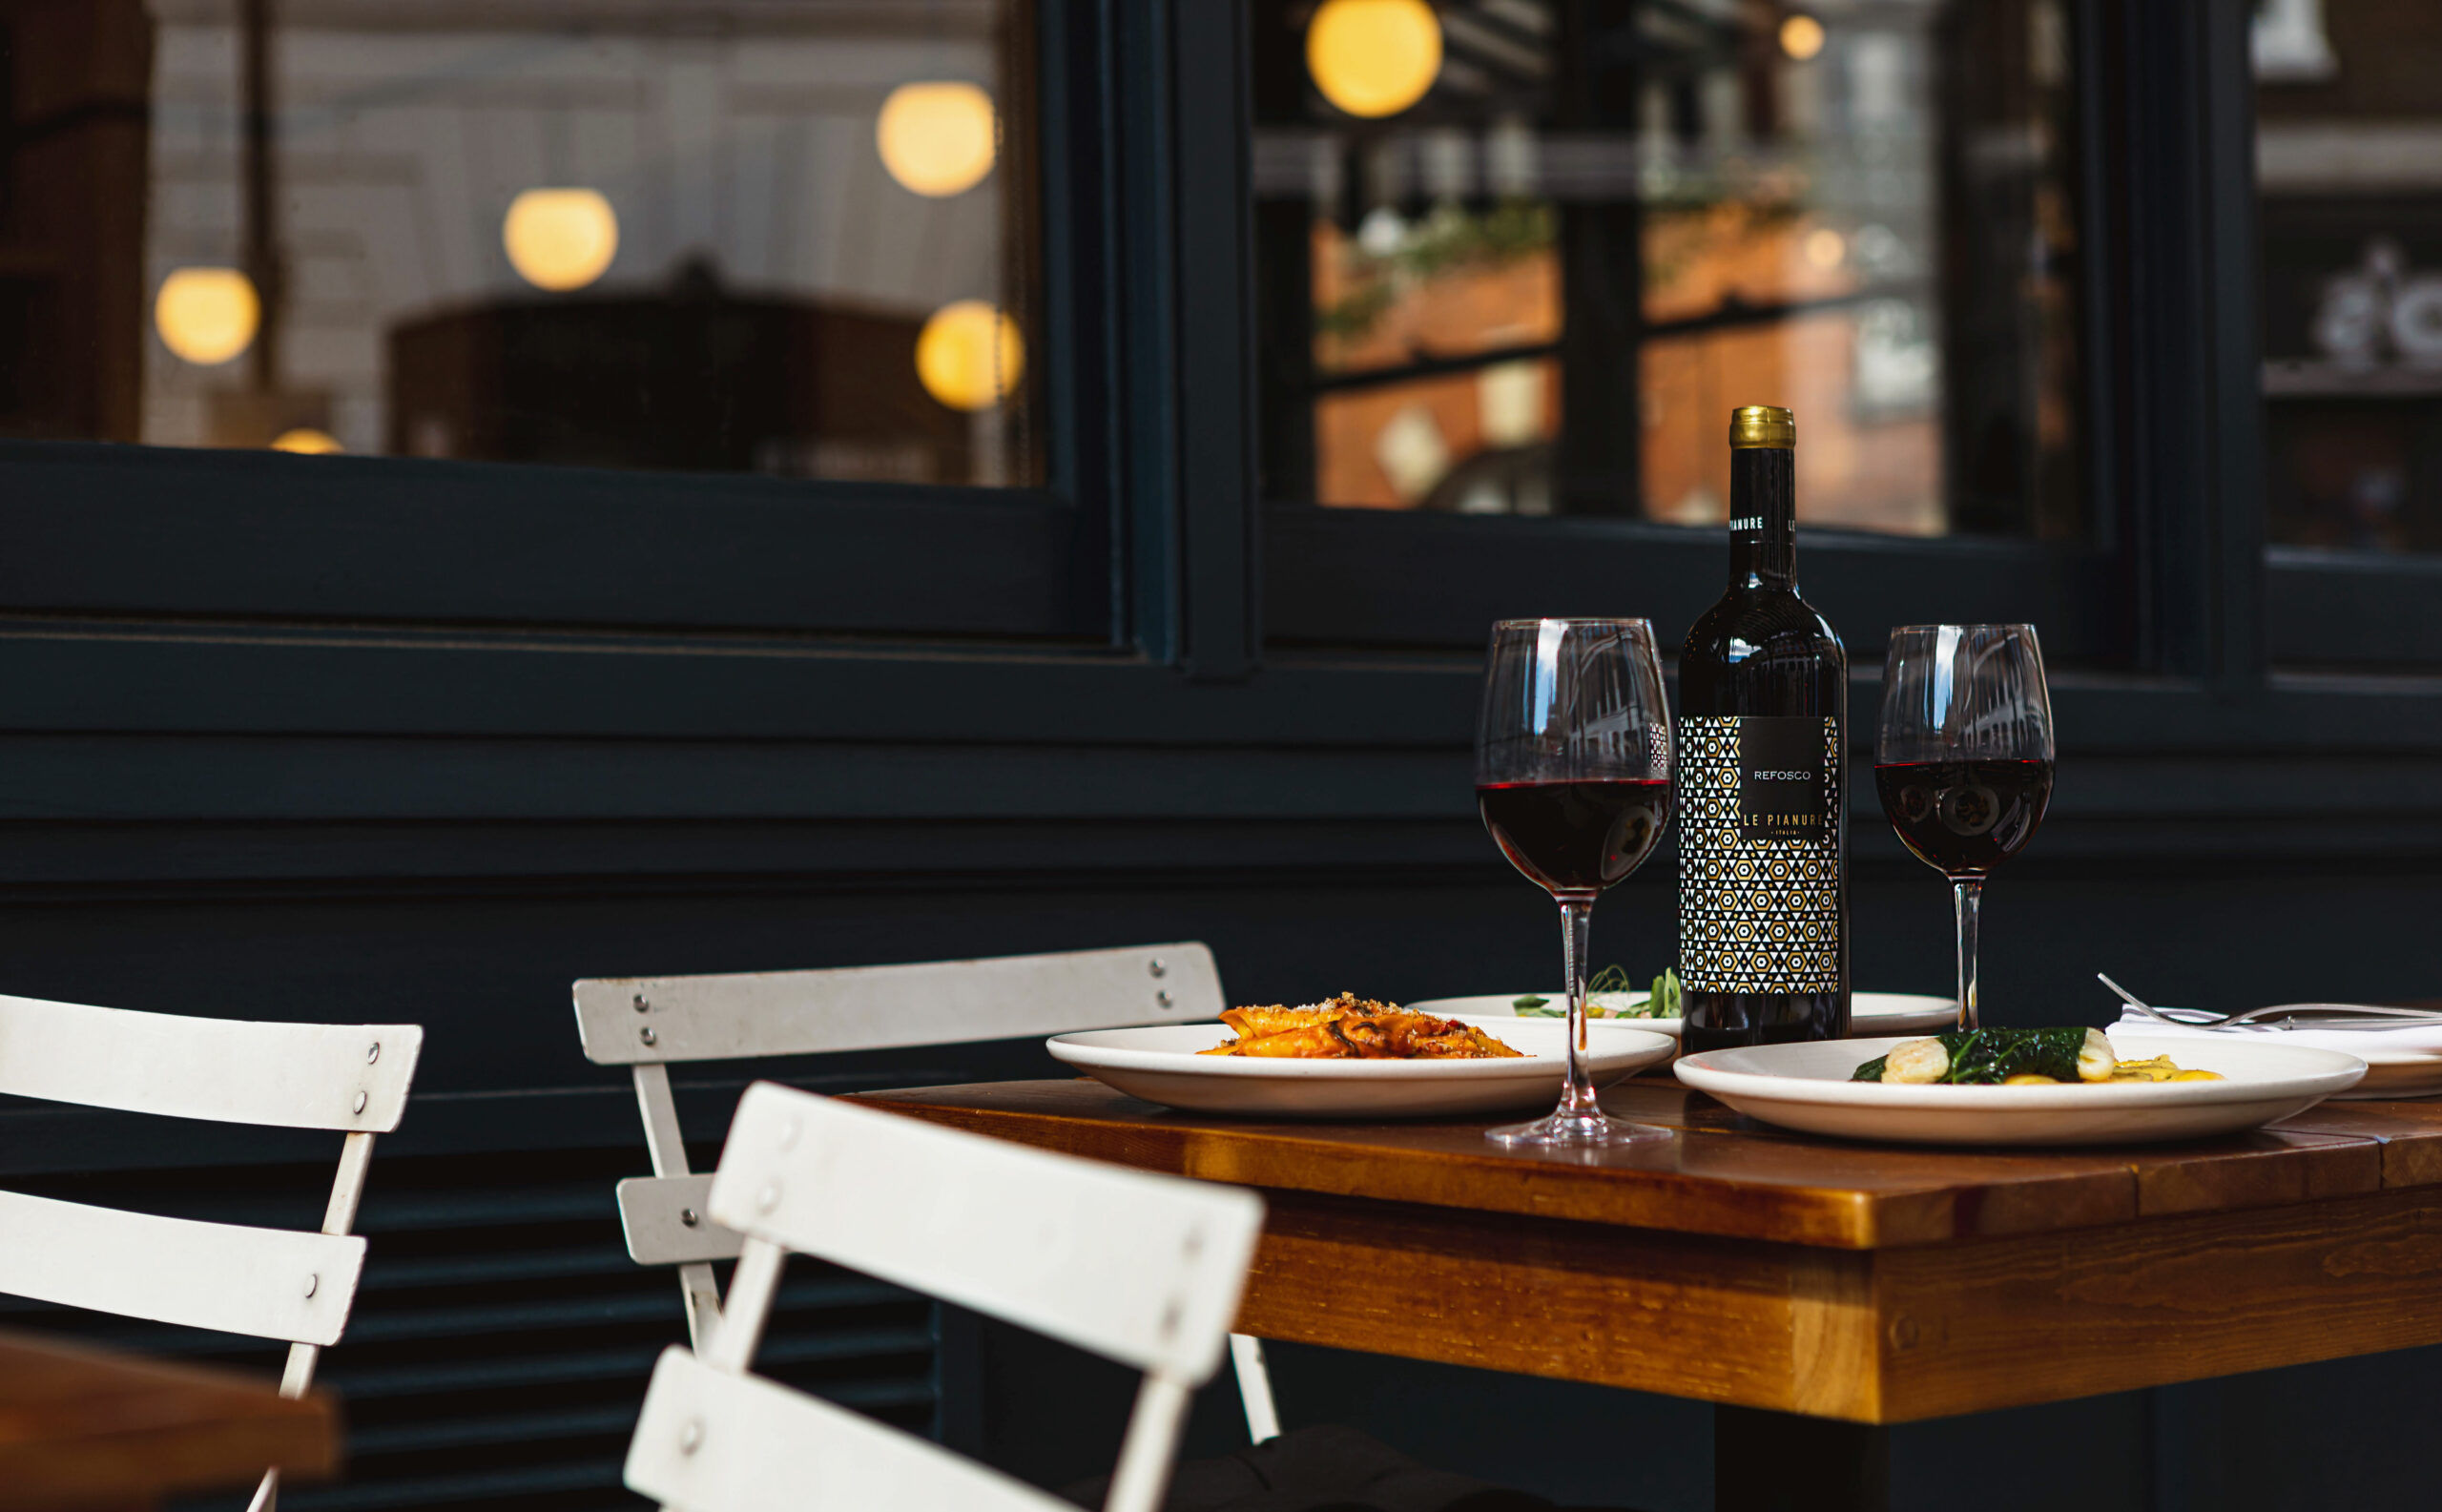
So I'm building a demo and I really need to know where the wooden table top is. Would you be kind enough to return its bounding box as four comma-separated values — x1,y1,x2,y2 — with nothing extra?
864,1074,2442,1250
0,1329,339,1511
864,1075,2442,1427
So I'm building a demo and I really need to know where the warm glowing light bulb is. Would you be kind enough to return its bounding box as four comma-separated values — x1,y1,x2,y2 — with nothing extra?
1803,227,1846,268
503,188,619,291
1779,13,1827,61
877,81,998,197
916,300,1024,412
1307,0,1443,119
155,267,259,365
271,428,342,455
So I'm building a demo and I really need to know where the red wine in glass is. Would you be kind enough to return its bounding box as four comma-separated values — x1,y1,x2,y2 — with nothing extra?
1477,779,1672,894
1873,759,2055,876
1475,618,1675,1149
1874,625,2056,1031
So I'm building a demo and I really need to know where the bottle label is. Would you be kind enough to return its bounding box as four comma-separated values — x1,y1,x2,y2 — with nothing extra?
1677,715,1843,994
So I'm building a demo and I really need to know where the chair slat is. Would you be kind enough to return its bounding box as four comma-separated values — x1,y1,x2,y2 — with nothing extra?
617,1174,743,1265
573,942,1222,1065
709,1085,1262,1380
0,994,421,1131
628,1346,1073,1512
0,1190,365,1345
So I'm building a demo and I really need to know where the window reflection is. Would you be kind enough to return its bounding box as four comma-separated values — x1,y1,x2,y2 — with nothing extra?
1252,0,2084,541
0,0,1039,485
2255,0,2442,553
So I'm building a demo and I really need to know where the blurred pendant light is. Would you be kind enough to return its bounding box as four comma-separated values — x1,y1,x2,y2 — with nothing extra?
916,300,1024,411
271,427,341,454
503,188,620,291
155,267,260,365
1307,0,1443,119
1779,12,1827,60
877,81,998,197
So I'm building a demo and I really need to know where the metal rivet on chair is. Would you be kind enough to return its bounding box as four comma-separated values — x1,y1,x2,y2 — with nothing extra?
1156,990,1173,1008
303,1274,319,1298
633,993,650,1014
681,1208,701,1228
1182,1229,1204,1259
755,1182,781,1213
640,1026,657,1046
366,1043,380,1064
679,1419,703,1455
1159,1300,1181,1336
352,1091,368,1115
1149,959,1167,978
778,1116,801,1151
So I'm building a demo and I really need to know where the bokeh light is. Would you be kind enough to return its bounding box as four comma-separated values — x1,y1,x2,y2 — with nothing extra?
877,82,998,197
1779,13,1827,61
1307,0,1443,119
503,188,619,292
271,428,342,455
154,267,259,366
916,300,1024,411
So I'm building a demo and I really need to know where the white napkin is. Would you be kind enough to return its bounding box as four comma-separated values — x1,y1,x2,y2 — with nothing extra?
2110,1011,2442,1061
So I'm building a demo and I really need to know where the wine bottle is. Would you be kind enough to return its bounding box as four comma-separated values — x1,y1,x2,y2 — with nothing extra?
1677,405,1851,1052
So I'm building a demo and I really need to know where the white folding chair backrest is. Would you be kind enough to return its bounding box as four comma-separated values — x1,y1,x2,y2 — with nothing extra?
569,943,1217,1315
625,1083,1262,1512
0,992,423,1512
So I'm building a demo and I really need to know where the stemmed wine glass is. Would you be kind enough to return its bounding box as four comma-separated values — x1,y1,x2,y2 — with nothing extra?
1476,618,1674,1148
1873,625,2056,1032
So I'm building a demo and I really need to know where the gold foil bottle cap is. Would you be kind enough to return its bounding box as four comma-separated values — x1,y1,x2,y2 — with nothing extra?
1728,404,1796,449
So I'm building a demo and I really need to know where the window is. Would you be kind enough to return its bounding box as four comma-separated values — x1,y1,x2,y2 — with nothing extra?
2254,0,2441,555
0,0,1119,645
2252,0,2442,664
1250,0,2084,541
1241,0,2113,654
6,0,1041,487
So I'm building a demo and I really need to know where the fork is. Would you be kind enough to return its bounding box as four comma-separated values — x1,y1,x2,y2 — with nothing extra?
2097,974,2442,1032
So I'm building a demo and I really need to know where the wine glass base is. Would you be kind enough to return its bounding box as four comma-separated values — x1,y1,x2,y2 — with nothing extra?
1484,1109,1669,1149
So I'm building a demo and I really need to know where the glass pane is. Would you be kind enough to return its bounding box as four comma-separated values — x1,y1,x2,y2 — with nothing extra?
2255,0,2442,552
0,0,1040,485
1251,0,2084,540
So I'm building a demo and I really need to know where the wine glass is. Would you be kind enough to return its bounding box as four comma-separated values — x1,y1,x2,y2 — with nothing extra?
1873,625,2056,1032
1476,618,1674,1148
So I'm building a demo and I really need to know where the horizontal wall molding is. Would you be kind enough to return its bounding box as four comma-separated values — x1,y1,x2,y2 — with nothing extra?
10,627,2442,756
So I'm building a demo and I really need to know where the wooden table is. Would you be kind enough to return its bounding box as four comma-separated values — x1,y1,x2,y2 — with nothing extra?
0,1329,340,1511
865,1075,2442,1512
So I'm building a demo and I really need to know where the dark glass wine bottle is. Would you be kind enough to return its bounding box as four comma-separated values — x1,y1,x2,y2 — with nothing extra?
1677,405,1851,1052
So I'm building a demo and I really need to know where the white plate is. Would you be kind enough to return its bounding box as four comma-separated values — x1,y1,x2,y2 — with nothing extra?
1046,1015,1676,1119
1403,991,1959,1040
1672,1034,2367,1146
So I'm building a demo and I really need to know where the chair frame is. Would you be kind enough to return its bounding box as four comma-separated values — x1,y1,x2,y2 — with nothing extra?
0,991,422,1512
573,942,1284,1441
623,1082,1263,1512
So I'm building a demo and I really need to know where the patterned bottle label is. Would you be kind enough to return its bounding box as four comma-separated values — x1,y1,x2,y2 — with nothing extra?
1677,714,1842,994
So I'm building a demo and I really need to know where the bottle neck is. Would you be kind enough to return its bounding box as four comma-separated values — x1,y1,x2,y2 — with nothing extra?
1727,447,1796,590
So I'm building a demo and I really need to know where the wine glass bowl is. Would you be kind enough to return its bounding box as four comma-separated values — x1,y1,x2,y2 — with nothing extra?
1873,625,2055,1031
1475,618,1674,1148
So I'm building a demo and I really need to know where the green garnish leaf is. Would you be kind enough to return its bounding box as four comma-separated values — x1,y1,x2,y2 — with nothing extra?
1511,994,1550,1011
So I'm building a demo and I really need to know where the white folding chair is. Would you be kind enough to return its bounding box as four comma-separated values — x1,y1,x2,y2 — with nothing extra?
624,1081,1263,1512
0,991,423,1512
571,941,1286,1441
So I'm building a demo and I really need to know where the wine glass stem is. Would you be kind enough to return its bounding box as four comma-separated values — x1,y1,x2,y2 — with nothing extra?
1953,878,1983,1032
1556,894,1602,1117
